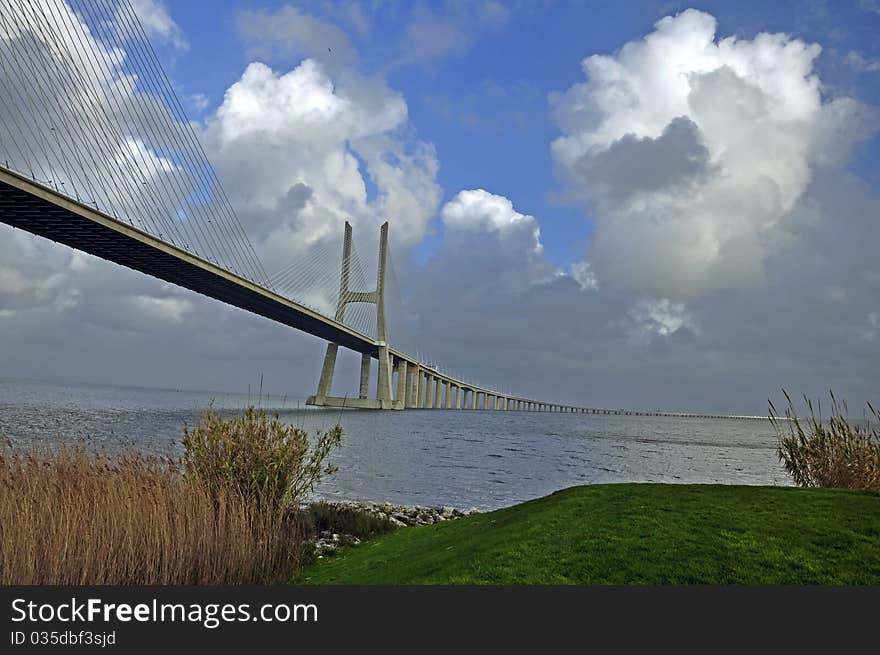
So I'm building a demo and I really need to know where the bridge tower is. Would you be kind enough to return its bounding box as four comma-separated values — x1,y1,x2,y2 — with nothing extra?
306,221,399,409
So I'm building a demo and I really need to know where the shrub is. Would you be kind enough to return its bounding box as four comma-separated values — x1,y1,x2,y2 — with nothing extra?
182,406,343,511
770,390,880,489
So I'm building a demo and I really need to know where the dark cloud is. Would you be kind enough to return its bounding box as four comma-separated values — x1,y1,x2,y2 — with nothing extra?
573,117,712,202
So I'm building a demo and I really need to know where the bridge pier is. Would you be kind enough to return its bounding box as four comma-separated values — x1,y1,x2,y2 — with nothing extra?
359,353,371,399
395,360,408,410
434,378,441,409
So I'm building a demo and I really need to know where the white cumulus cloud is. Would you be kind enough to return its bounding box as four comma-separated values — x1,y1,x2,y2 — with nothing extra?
203,59,441,268
441,189,543,255
551,9,872,299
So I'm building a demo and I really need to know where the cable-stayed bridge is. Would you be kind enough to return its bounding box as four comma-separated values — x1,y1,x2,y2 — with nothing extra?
0,0,742,418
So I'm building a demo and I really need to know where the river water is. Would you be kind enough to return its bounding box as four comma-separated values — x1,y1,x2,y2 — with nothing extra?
0,378,790,510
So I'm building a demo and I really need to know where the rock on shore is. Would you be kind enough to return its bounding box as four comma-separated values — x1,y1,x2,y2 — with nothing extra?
309,500,481,556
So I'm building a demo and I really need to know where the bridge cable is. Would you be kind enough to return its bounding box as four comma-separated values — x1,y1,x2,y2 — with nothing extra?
8,0,169,238
115,0,273,287
14,0,180,240
75,0,228,260
0,0,276,287
100,0,248,272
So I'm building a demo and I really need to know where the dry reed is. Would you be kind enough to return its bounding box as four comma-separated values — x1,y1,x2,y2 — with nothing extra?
770,391,880,489
0,444,304,585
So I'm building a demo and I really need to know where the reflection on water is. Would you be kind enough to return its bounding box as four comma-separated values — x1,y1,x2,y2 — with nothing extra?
0,378,789,510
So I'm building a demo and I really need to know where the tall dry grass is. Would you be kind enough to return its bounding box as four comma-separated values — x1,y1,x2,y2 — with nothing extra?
0,445,304,584
770,391,880,489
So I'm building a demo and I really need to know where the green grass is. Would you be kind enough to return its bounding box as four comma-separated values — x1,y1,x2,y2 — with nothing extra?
300,484,880,585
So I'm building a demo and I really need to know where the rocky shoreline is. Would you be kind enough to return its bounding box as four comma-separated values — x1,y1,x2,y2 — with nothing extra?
309,500,481,555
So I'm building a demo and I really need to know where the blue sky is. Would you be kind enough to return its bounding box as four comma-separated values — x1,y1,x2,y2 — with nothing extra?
156,0,880,268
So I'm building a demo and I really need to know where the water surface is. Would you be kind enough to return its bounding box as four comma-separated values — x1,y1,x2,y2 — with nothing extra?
0,378,789,510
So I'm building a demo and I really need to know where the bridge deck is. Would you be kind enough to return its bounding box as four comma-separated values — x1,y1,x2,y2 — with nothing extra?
0,167,378,357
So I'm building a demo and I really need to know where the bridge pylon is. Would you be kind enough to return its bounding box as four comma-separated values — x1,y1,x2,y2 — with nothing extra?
306,220,400,410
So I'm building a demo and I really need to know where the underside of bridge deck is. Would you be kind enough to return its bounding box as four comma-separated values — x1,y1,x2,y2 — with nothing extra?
0,171,377,357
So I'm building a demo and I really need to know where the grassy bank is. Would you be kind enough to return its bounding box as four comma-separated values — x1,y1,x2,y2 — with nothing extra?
301,484,880,585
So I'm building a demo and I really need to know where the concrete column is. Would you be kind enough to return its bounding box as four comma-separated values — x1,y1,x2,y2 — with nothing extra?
470,390,477,409
396,360,408,408
412,367,422,408
377,346,393,407
434,378,441,408
444,381,451,409
375,222,392,408
359,353,371,400
503,397,509,410
455,386,462,409
424,375,433,408
315,343,338,399
403,368,419,409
